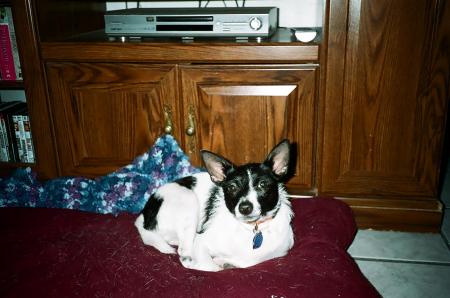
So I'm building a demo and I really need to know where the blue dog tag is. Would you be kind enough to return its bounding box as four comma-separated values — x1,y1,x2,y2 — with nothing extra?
253,231,263,249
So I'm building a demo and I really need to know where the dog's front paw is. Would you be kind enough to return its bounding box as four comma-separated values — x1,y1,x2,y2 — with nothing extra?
180,256,222,272
212,257,236,270
179,256,194,269
222,263,236,269
177,246,193,259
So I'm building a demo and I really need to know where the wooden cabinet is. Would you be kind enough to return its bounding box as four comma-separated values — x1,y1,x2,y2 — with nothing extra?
45,62,318,194
6,0,450,231
319,0,450,231
46,63,180,177
180,65,317,192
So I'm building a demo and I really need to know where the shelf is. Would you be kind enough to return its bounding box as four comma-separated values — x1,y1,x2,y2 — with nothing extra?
42,42,319,63
0,162,34,178
0,161,34,166
0,80,24,89
40,29,320,63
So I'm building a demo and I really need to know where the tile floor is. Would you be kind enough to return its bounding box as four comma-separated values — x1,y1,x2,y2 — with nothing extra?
347,157,450,297
348,230,450,297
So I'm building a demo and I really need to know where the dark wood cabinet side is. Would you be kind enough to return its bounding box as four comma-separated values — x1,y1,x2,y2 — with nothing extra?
6,0,59,178
319,0,450,231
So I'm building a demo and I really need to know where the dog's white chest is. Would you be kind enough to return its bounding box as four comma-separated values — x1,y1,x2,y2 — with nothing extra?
201,212,293,268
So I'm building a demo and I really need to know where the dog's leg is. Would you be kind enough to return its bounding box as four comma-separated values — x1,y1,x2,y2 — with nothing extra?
180,253,222,272
169,190,198,259
177,220,197,259
180,237,222,272
135,215,176,254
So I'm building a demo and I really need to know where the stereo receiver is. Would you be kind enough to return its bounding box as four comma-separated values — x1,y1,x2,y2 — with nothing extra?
105,7,278,38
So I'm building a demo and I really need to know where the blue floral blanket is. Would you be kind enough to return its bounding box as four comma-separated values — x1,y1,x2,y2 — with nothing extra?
0,135,201,214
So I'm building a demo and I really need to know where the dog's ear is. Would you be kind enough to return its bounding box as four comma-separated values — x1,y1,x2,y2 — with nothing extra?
201,150,234,183
264,139,291,179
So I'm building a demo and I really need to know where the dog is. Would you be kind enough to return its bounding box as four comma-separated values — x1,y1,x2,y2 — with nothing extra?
135,140,294,271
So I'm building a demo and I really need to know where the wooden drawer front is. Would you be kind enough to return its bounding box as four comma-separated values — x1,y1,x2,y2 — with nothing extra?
46,63,179,177
180,65,318,192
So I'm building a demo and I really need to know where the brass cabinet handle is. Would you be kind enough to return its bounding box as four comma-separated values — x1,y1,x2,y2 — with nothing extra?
163,105,173,134
185,105,196,136
186,126,195,136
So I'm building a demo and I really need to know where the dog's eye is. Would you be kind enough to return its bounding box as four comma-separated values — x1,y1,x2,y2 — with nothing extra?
225,183,238,193
257,180,268,190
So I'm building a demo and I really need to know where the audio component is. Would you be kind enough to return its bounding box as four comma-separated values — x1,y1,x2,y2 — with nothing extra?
105,7,278,38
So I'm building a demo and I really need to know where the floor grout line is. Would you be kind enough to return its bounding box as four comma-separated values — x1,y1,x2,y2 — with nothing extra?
353,256,450,267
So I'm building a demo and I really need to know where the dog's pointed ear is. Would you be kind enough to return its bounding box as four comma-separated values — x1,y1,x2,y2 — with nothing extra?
264,139,291,179
201,150,234,183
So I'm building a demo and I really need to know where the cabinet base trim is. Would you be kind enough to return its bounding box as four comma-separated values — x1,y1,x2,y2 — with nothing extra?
336,197,443,233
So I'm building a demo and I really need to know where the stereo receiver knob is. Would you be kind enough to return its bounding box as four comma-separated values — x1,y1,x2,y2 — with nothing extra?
249,17,263,31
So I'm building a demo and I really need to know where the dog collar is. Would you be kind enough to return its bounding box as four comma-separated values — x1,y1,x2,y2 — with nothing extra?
250,216,273,250
247,215,273,226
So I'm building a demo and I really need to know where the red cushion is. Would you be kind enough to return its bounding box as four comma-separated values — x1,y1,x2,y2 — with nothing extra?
0,197,379,297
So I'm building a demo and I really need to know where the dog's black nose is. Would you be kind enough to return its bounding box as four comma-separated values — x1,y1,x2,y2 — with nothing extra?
238,201,253,215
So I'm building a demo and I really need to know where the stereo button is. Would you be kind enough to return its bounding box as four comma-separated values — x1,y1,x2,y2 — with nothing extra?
249,17,262,31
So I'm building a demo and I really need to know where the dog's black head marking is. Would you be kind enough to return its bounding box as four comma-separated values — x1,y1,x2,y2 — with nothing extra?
174,176,197,190
250,164,282,216
201,139,291,184
201,140,291,221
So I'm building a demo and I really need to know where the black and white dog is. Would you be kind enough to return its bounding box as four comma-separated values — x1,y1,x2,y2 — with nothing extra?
135,140,294,271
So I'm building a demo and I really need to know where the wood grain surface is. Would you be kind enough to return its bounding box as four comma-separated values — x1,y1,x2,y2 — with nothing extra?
180,65,318,191
318,0,450,231
320,0,448,198
45,63,180,177
40,42,319,63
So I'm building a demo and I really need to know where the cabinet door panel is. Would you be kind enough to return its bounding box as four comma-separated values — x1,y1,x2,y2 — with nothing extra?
181,66,317,192
321,0,448,197
46,63,179,177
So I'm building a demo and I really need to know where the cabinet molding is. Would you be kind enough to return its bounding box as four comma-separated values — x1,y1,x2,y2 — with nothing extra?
337,197,443,233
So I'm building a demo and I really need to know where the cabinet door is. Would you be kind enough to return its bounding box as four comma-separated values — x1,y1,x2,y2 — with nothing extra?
320,0,449,198
180,65,317,193
46,63,180,177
